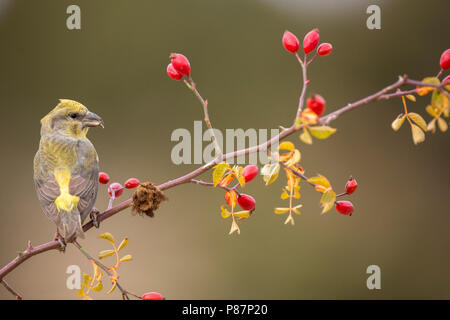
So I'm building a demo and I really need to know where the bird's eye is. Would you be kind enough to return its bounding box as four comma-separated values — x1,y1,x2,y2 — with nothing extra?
69,113,78,119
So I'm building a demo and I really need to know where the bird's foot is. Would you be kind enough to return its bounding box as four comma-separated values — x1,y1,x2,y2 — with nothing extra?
90,207,101,228
54,232,66,252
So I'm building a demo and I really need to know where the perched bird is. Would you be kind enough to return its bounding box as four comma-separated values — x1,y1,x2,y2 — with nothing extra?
34,99,103,245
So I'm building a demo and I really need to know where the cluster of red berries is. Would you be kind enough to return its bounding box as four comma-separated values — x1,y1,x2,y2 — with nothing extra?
167,53,191,81
98,172,140,198
306,94,326,117
335,177,358,216
224,165,258,211
282,29,332,56
141,292,164,300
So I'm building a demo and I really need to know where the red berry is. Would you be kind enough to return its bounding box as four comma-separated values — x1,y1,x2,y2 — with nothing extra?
170,53,191,76
242,165,258,183
335,201,354,216
306,94,326,116
440,49,450,70
142,292,164,300
166,63,183,80
303,29,319,54
345,177,358,195
237,194,256,211
282,31,299,53
108,182,124,198
317,43,333,56
98,172,110,184
124,178,140,189
224,190,237,207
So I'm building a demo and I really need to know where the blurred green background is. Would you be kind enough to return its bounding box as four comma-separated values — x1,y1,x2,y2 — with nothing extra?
0,0,449,299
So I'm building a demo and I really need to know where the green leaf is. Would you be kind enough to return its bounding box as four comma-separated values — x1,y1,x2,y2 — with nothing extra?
320,189,336,214
410,123,425,145
98,232,115,244
309,126,337,140
120,254,133,262
274,207,289,214
437,117,448,132
425,105,438,117
299,128,313,144
261,163,280,186
391,114,405,131
212,162,230,187
408,112,427,132
117,238,128,252
98,250,115,260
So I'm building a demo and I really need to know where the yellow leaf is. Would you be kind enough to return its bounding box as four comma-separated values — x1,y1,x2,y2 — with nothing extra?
408,112,427,132
284,215,295,226
437,117,448,132
410,123,425,145
391,114,405,131
274,207,289,214
117,238,128,252
293,208,302,215
320,189,336,214
432,90,448,110
236,169,246,188
427,119,436,133
233,211,250,218
301,109,319,125
77,289,85,297
278,141,295,151
92,282,103,292
220,205,231,219
308,175,331,190
98,250,115,260
285,149,301,167
280,189,289,200
416,77,440,96
309,126,337,140
229,219,240,235
299,128,313,144
107,282,116,294
98,232,115,244
120,254,133,262
425,105,438,117
83,273,91,285
406,94,416,102
261,163,280,186
213,162,230,187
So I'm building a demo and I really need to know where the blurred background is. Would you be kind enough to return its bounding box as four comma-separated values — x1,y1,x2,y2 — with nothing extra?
0,0,449,299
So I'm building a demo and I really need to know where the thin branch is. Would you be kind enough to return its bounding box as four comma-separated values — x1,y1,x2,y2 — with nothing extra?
1,280,22,300
184,77,223,157
294,52,308,123
73,240,132,300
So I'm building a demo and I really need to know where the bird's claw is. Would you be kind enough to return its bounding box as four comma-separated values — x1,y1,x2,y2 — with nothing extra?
90,208,101,228
54,233,66,252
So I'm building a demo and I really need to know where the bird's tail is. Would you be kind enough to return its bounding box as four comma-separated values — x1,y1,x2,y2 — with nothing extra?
58,209,85,242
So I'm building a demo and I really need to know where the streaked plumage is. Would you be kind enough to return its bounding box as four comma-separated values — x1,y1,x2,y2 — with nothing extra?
34,99,103,241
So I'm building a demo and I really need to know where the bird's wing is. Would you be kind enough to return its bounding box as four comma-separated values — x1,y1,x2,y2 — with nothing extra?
69,168,98,222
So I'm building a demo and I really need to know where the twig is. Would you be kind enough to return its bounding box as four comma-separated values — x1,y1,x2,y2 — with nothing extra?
294,52,309,123
1,280,22,300
184,77,223,157
73,240,132,300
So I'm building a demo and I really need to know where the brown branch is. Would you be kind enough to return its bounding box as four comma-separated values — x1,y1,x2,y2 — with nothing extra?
0,68,444,298
1,280,22,300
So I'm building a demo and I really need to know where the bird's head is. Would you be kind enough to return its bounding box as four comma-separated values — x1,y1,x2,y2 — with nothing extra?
40,99,104,138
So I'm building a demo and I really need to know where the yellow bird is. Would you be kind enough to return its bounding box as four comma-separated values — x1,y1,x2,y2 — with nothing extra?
34,99,103,245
